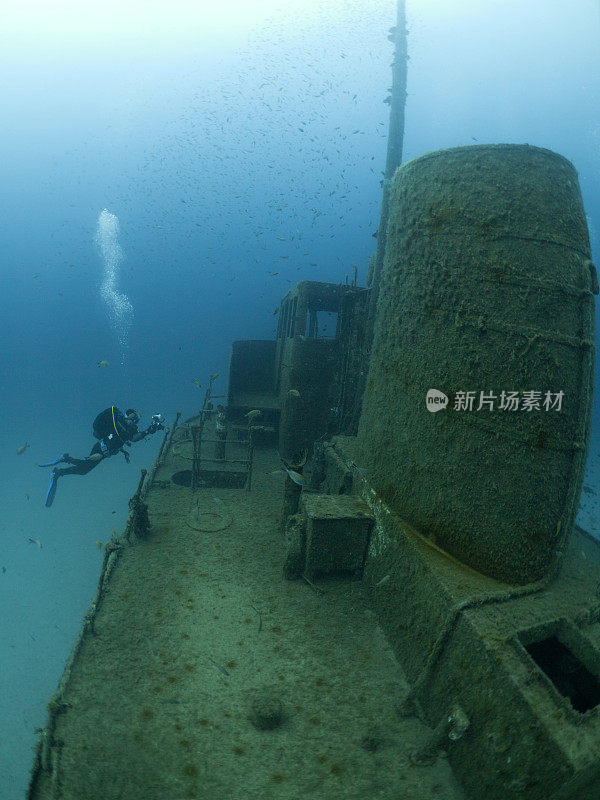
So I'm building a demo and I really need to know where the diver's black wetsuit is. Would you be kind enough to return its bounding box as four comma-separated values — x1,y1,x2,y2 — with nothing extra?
41,408,164,508
56,418,149,477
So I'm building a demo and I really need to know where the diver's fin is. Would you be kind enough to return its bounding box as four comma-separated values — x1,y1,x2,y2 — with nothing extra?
45,470,59,508
38,453,69,467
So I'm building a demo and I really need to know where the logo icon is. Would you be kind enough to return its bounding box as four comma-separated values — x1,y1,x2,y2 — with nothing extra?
426,389,448,412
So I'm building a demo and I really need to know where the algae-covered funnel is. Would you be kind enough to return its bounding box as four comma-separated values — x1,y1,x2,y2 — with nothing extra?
357,144,597,584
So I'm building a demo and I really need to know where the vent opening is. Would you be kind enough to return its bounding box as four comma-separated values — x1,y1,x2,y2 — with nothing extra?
525,635,600,713
171,469,246,489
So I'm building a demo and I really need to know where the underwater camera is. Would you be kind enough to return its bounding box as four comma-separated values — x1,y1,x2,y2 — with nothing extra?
151,413,165,430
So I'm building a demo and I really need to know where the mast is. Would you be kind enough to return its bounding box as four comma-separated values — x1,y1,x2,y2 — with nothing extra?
366,0,408,327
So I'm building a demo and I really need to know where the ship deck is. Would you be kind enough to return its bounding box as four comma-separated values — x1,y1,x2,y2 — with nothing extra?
27,418,465,800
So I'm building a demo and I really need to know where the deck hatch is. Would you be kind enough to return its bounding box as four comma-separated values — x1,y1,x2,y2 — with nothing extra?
523,633,600,713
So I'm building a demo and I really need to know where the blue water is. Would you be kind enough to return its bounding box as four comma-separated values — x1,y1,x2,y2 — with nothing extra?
1,1,599,796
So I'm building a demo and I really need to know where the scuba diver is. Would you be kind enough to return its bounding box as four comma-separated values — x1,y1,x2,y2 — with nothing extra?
39,407,165,507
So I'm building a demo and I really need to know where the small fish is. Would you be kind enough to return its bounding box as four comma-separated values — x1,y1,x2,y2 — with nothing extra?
301,573,324,595
284,467,306,487
267,469,286,477
95,541,104,549
17,443,29,455
250,604,262,632
288,389,301,398
245,409,262,421
1,566,6,574
97,360,109,368
192,380,202,388
210,373,219,381
212,497,223,506
145,635,159,662
208,657,229,677
273,307,279,315
28,538,43,549
370,574,390,589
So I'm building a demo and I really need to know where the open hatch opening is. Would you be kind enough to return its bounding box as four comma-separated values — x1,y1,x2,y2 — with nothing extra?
524,635,600,713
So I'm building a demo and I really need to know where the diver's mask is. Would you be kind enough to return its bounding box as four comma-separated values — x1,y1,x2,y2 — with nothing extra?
126,409,141,425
